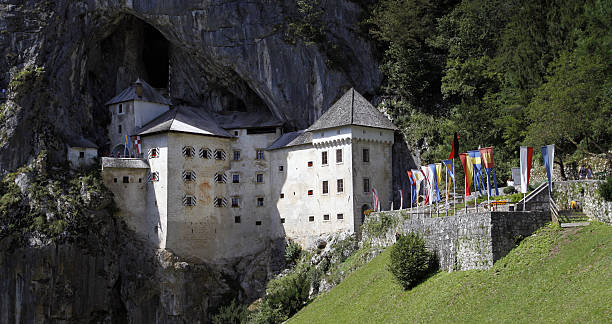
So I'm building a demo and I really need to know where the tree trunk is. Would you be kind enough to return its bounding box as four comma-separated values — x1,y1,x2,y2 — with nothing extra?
555,156,567,181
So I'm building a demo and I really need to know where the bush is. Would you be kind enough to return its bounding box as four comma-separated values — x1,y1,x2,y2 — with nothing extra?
503,186,518,194
598,177,612,202
285,240,302,266
212,300,248,324
387,233,438,290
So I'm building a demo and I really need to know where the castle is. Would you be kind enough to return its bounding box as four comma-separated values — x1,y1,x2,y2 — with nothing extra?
100,79,397,263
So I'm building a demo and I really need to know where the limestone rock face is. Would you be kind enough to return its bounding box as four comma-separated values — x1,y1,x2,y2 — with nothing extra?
0,0,380,172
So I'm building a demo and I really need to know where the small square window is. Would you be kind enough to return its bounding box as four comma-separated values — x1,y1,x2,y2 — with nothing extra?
118,104,123,114
257,197,264,207
307,161,313,167
323,214,330,221
235,216,241,223
123,176,129,183
363,148,370,163
280,193,285,199
200,148,211,159
256,173,264,183
233,150,241,161
79,151,85,159
280,218,285,224
337,213,344,220
113,178,117,183
214,172,226,183
279,165,284,172
308,216,314,222
149,148,159,159
256,150,265,160
183,146,195,158
336,149,342,163
255,221,262,226
308,189,313,196
215,149,226,160
232,174,240,183
138,178,142,183
322,181,329,194
184,195,197,206
184,170,196,182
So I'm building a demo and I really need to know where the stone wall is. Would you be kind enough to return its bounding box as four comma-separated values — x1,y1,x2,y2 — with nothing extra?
553,180,612,225
362,210,550,271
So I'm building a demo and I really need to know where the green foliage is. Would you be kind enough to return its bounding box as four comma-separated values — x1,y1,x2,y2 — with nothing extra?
387,233,438,290
285,240,302,267
362,212,398,239
212,300,249,324
503,186,517,195
597,177,612,202
8,66,46,95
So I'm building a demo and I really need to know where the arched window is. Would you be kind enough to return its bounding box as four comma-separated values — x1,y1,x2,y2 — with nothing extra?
199,147,212,159
182,146,195,158
182,170,196,182
214,149,226,160
214,197,227,207
183,195,196,206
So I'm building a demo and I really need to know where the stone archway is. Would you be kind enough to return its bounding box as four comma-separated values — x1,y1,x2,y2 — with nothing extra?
110,144,126,157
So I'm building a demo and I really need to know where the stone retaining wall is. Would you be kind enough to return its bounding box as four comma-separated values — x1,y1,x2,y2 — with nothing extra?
553,180,612,225
362,210,550,271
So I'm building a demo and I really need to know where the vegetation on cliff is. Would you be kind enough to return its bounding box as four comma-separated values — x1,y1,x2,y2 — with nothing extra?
289,223,612,323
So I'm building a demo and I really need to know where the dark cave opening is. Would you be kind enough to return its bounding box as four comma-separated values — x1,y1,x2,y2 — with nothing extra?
142,24,169,89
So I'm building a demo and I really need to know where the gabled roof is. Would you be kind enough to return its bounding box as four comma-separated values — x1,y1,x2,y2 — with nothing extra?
266,130,312,150
136,106,233,138
105,79,170,106
307,88,397,132
66,137,98,148
214,111,284,129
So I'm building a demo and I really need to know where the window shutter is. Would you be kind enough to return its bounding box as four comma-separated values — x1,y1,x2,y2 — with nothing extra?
222,173,228,183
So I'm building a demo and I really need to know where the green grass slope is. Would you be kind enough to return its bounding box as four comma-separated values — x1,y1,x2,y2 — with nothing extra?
289,223,612,323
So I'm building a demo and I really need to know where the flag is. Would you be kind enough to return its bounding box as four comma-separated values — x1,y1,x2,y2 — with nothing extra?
442,159,454,181
412,169,424,204
133,136,142,155
372,188,380,211
541,144,555,192
520,146,534,193
406,170,416,206
399,189,404,209
124,135,130,157
435,163,443,191
459,153,473,196
420,166,430,204
479,147,499,196
468,150,485,194
430,164,442,202
448,132,459,159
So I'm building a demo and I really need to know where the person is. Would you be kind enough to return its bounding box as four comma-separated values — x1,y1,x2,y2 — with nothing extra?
579,165,586,179
586,165,593,179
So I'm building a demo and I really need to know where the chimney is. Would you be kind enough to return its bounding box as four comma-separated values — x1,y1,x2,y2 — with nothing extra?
135,79,143,98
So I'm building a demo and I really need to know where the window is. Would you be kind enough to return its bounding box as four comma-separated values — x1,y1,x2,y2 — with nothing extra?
363,148,370,163
233,150,241,161
337,213,344,220
363,178,370,193
113,178,117,183
307,161,313,167
256,149,265,160
79,151,85,159
336,149,342,163
279,165,284,172
118,104,123,114
308,216,314,222
255,221,262,226
214,197,227,207
148,148,159,159
308,189,313,196
151,171,159,182
232,174,240,183
280,218,285,224
323,214,330,221
321,151,328,165
234,216,241,223
256,197,264,207
234,130,239,136
199,148,212,159
118,124,122,134
215,172,227,184
183,195,196,206
280,193,284,199
123,176,129,183
337,179,344,193
214,149,226,160
182,170,196,182
182,146,195,158
322,181,329,194
231,197,240,208
256,173,264,183
138,178,142,183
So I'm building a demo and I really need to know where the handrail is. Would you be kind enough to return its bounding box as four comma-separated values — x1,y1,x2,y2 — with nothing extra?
550,198,560,225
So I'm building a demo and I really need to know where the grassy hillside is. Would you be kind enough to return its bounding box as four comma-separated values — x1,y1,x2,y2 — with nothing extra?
289,223,612,323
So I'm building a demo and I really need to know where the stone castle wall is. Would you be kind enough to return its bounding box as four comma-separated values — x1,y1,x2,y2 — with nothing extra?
553,180,612,225
362,210,550,271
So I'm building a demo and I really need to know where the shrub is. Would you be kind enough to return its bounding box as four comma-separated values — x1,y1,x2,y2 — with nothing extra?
387,233,438,290
598,176,612,201
212,300,248,324
503,186,518,194
285,240,302,266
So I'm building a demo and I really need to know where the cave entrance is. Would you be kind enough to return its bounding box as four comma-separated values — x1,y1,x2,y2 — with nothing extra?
142,24,169,89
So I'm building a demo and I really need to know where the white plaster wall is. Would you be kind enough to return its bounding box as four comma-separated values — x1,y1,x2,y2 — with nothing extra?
133,101,169,128
142,133,169,248
67,147,97,168
108,102,135,152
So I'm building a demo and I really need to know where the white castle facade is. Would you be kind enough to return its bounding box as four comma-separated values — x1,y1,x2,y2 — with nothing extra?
101,80,397,263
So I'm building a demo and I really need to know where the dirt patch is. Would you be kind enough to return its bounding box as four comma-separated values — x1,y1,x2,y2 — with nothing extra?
548,227,581,259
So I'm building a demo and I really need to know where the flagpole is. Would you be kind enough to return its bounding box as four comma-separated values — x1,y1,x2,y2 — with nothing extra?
453,158,456,216
487,170,491,211
474,166,477,212
445,164,449,217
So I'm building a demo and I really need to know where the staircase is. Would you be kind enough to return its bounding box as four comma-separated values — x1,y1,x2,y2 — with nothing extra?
550,198,591,228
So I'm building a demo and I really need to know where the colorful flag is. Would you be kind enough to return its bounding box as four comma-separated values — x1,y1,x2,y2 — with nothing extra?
133,136,142,155
407,170,416,206
124,135,130,157
372,188,379,212
442,159,454,181
430,164,442,202
541,145,555,193
421,166,430,204
459,153,473,196
468,150,485,194
520,146,534,193
448,132,460,159
412,169,424,204
479,147,499,196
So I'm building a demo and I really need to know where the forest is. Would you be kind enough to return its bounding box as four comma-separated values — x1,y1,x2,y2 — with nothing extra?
362,0,611,181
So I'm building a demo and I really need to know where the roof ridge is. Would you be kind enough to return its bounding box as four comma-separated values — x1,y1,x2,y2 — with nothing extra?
350,88,354,125
168,107,180,129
